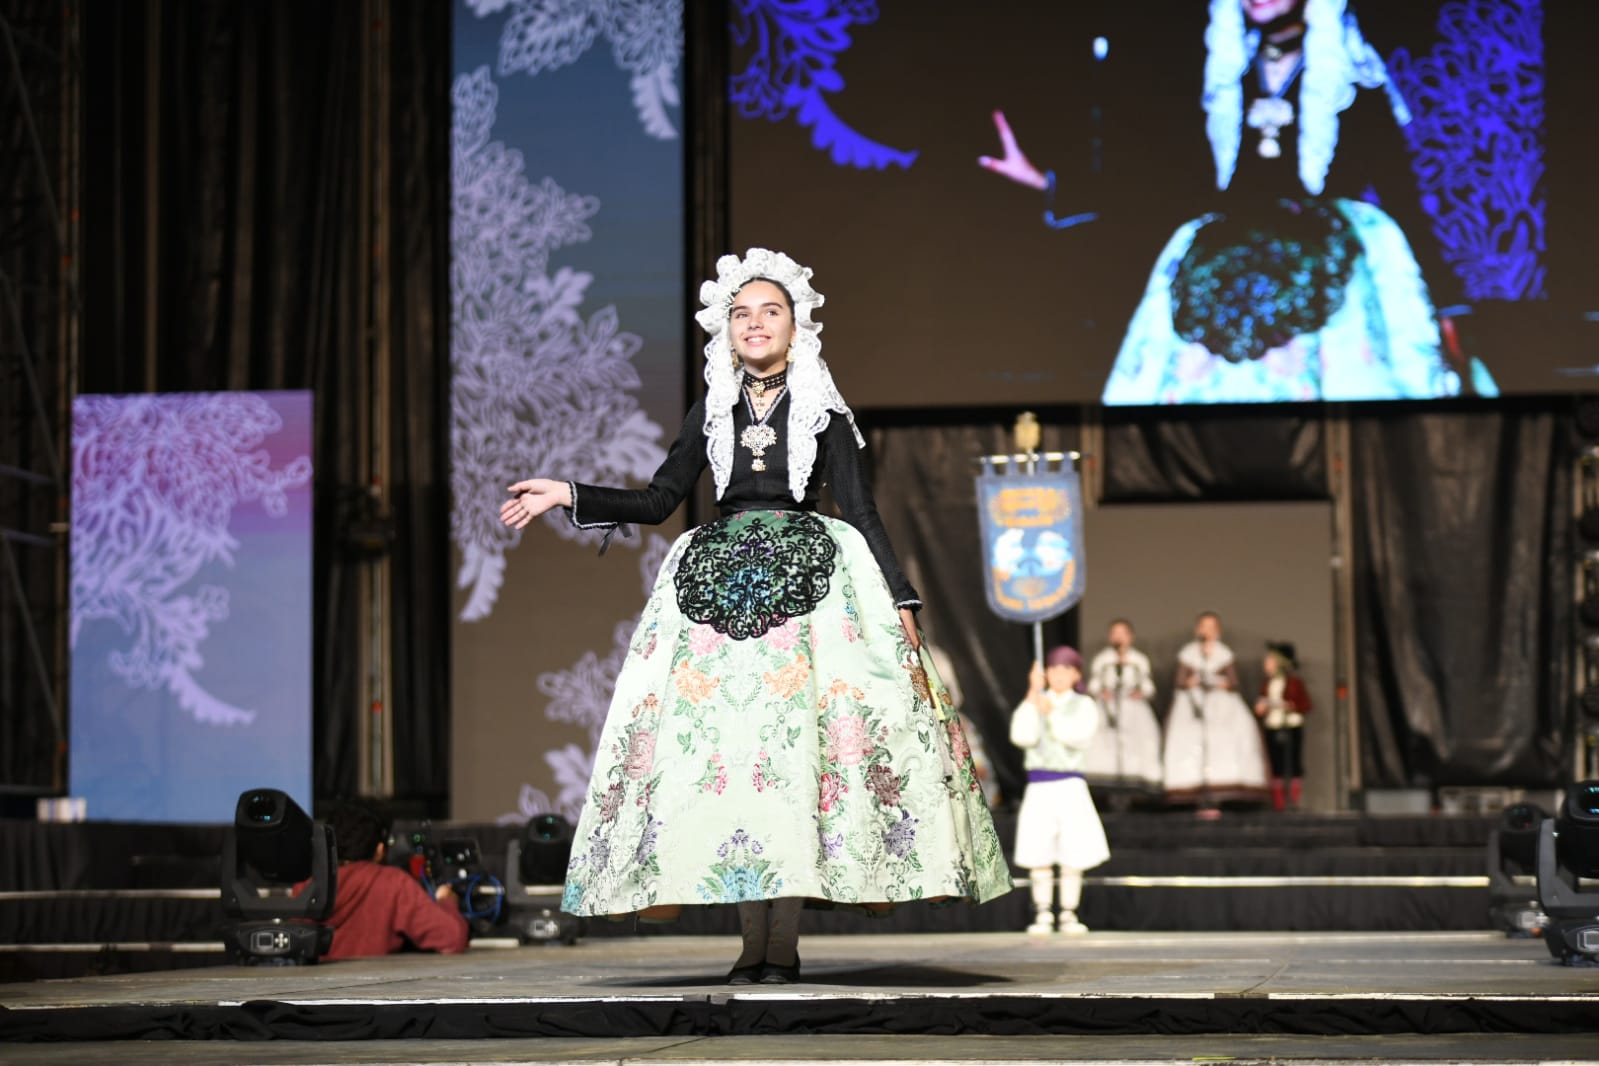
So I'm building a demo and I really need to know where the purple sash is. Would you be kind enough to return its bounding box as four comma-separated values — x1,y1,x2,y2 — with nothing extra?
1026,770,1082,783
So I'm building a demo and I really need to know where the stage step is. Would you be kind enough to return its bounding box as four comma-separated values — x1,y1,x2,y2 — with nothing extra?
0,813,1506,979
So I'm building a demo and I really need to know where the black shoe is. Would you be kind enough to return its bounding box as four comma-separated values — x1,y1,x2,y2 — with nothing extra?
759,955,801,984
726,963,763,985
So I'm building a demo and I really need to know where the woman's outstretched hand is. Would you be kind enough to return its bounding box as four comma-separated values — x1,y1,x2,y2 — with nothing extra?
977,110,1048,191
500,478,572,530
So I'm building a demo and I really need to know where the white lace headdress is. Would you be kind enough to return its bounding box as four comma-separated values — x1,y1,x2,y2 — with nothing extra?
1203,0,1406,196
695,248,864,502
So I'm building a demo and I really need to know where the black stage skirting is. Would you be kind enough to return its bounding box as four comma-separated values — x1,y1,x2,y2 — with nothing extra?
5,991,1596,1042
0,811,1500,960
0,811,1496,891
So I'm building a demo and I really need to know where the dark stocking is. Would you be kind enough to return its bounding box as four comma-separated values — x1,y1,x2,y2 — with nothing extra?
764,897,803,967
733,901,768,970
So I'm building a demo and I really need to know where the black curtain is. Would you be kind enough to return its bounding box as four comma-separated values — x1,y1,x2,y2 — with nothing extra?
79,1,452,809
869,403,1578,800
866,414,1084,806
1,0,71,792
1351,405,1574,788
1101,407,1326,500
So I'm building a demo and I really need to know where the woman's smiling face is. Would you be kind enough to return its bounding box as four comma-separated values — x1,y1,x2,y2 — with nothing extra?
1243,0,1300,26
730,280,795,370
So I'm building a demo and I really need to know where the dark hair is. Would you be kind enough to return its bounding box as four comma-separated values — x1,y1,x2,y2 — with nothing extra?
327,800,393,864
1266,640,1299,670
733,276,794,316
1108,618,1135,633
1197,611,1221,624
1171,199,1358,364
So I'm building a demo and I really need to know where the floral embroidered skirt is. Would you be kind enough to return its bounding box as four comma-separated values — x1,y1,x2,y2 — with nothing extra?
560,510,1013,916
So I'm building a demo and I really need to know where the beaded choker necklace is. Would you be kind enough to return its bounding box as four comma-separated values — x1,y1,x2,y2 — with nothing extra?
742,368,787,397
1260,25,1305,62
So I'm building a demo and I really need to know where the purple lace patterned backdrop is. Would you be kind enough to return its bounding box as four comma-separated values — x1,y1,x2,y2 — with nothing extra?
70,392,313,822
1389,0,1545,301
729,0,917,170
450,0,686,824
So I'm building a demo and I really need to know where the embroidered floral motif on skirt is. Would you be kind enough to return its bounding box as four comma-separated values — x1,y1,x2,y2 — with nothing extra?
561,513,1011,917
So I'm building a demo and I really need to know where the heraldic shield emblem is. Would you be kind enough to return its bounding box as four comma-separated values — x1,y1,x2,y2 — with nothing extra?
975,467,1086,624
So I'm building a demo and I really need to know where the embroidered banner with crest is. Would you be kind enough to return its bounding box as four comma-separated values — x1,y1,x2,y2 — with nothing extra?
975,466,1085,623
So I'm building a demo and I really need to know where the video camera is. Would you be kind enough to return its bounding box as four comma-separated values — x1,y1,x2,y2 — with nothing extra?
404,822,504,934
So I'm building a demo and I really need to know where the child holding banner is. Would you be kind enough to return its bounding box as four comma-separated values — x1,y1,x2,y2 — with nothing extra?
1010,646,1111,934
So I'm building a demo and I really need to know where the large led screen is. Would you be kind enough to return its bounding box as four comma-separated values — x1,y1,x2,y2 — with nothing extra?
449,0,686,823
730,0,1593,407
70,391,313,822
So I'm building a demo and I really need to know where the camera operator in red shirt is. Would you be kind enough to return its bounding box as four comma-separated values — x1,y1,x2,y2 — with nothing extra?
307,801,469,960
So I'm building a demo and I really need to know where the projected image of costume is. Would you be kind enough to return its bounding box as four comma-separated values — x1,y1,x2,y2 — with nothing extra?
980,0,1499,404
499,249,1010,985
1162,612,1270,810
1084,620,1163,798
1254,640,1312,811
1010,646,1111,935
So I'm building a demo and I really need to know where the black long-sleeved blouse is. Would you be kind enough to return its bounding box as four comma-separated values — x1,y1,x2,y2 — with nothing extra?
567,393,921,609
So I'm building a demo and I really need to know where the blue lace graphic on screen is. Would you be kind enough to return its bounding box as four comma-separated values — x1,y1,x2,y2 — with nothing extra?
1388,0,1545,300
729,0,917,170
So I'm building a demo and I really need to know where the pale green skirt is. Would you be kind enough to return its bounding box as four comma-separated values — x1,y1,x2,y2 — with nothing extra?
561,511,1012,916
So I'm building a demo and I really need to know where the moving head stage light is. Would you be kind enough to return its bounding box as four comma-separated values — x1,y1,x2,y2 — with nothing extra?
1487,802,1549,937
221,789,337,964
503,813,582,946
1534,781,1599,965
519,813,575,885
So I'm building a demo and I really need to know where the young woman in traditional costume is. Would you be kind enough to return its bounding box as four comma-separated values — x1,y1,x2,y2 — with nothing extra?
501,249,1010,983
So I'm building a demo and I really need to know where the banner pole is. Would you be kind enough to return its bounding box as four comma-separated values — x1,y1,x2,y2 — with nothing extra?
1015,413,1046,668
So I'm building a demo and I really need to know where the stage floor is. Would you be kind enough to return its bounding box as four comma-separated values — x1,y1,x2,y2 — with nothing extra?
4,931,1598,1060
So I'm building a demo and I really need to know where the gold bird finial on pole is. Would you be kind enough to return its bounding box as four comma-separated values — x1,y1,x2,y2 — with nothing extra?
1014,411,1041,456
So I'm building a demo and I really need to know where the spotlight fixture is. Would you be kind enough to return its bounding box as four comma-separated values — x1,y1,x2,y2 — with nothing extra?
519,813,575,886
1535,781,1599,965
220,789,337,965
1486,802,1548,937
502,813,582,946
1579,446,1599,542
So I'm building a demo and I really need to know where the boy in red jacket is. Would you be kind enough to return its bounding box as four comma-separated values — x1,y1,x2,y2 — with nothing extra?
1254,641,1312,811
313,802,469,960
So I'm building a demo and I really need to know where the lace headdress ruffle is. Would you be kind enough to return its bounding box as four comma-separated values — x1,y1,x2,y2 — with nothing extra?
1203,0,1402,196
695,248,864,502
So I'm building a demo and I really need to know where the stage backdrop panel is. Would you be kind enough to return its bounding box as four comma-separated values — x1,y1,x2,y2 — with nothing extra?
70,391,313,822
449,1,686,823
1078,502,1337,811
